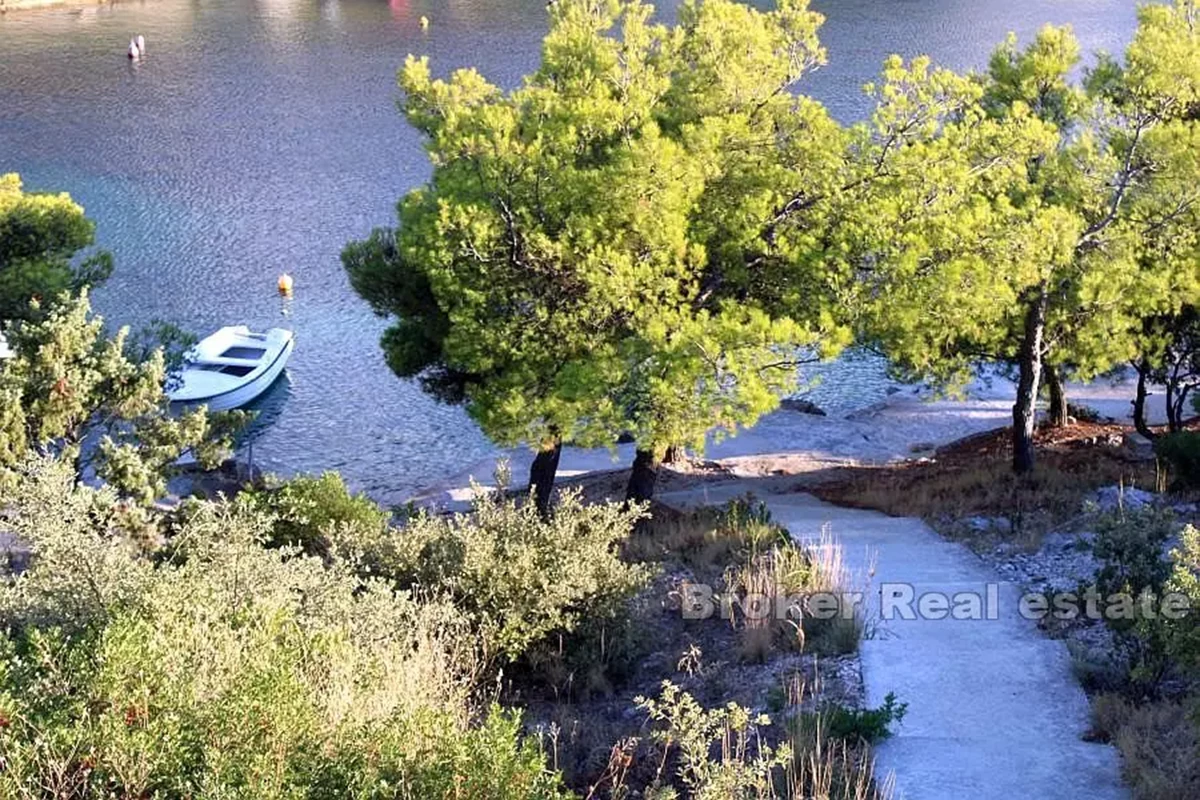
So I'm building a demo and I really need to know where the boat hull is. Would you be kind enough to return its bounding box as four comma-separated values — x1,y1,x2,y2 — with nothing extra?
171,336,294,412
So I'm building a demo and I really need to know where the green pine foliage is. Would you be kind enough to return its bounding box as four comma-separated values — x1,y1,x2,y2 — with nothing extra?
0,292,246,504
344,0,853,473
0,173,112,321
857,1,1200,471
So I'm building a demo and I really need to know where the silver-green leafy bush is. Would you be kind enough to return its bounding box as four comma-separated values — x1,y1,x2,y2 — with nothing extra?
333,485,652,665
0,457,569,799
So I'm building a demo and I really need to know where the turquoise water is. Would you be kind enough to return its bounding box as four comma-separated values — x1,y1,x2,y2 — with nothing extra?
0,0,1138,500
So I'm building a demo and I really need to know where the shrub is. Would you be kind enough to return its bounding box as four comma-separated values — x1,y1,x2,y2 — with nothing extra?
636,681,792,799
785,676,897,800
1164,525,1200,677
0,457,569,799
629,681,893,800
334,485,653,669
1090,507,1176,692
628,496,791,569
1092,507,1174,607
1066,402,1103,423
246,471,392,557
812,694,908,745
1154,431,1200,489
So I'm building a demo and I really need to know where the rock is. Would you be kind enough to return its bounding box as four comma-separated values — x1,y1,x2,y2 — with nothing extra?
1121,432,1155,461
965,515,1012,534
1066,402,1106,424
1,532,29,575
1089,485,1155,512
779,397,827,416
844,400,889,420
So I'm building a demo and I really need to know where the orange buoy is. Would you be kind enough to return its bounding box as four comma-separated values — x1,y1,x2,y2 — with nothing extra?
277,273,294,296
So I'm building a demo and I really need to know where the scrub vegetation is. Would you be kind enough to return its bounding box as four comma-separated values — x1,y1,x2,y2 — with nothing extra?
2,0,1199,797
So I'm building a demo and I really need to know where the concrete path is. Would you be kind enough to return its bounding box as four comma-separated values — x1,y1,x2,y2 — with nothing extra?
658,483,1128,800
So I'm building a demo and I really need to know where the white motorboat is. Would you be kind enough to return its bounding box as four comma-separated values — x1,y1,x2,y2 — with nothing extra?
168,326,293,412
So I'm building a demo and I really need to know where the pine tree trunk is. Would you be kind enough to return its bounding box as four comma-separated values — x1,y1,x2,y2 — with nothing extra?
1166,380,1180,432
1133,360,1156,440
1176,387,1193,429
1043,363,1069,427
1013,289,1047,475
529,438,562,518
625,448,661,504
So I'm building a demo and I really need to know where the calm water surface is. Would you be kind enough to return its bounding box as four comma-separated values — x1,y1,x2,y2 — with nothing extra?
0,0,1138,501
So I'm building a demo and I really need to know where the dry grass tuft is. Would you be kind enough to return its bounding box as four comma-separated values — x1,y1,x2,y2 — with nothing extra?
725,526,865,660
1090,693,1200,800
628,497,789,569
811,423,1159,545
785,672,896,800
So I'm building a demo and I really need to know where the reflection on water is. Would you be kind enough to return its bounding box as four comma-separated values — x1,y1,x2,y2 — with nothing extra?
238,368,294,454
0,0,1138,502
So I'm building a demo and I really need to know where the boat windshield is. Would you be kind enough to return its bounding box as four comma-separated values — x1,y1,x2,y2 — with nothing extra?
195,363,256,377
219,346,267,360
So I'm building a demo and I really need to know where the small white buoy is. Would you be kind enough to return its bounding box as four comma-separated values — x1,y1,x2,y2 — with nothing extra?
136,34,145,55
419,15,429,30
277,273,294,296
127,39,140,60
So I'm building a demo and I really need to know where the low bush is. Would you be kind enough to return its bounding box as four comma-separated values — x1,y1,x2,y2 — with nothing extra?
1066,402,1103,424
0,457,568,799
1092,507,1174,607
246,470,392,556
625,681,893,800
1164,525,1200,677
1154,430,1200,489
636,681,791,798
628,496,791,569
812,693,908,745
1088,507,1177,693
332,485,652,673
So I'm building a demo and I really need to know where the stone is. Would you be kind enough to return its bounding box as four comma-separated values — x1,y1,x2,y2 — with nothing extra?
1090,485,1155,512
964,515,1012,534
779,397,827,416
1121,432,1155,461
0,531,29,575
